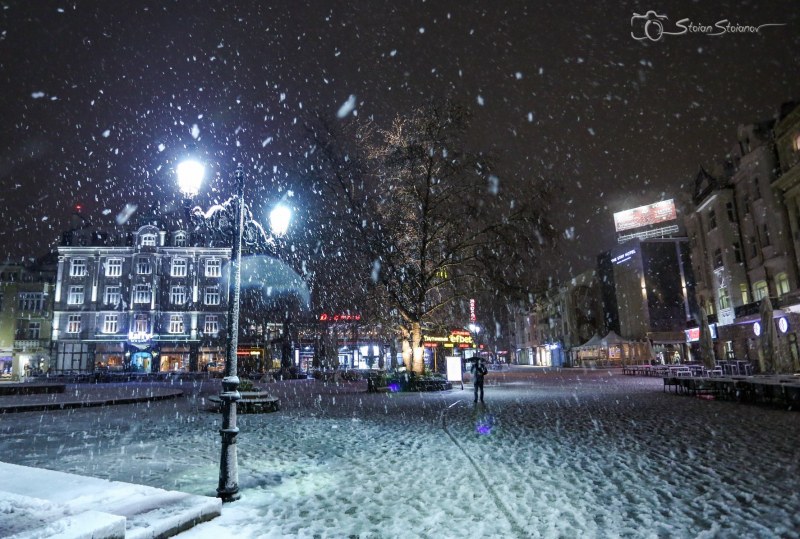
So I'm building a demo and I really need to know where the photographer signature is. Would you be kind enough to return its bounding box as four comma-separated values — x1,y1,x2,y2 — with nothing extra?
631,11,785,42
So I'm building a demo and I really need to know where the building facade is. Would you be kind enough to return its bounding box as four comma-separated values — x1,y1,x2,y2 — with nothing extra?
52,220,231,374
0,261,55,379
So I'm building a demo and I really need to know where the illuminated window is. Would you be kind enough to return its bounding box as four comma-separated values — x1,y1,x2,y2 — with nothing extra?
168,315,185,334
104,285,121,306
740,283,750,304
133,314,149,334
794,133,800,151
70,258,87,277
140,233,157,246
171,258,187,277
68,285,85,305
204,286,220,305
105,258,122,277
137,258,152,274
718,287,731,310
205,258,221,277
103,314,119,334
204,315,219,335
133,284,151,304
170,286,187,305
776,273,790,296
67,314,81,334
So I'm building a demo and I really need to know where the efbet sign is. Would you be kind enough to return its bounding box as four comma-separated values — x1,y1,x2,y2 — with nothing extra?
424,329,475,349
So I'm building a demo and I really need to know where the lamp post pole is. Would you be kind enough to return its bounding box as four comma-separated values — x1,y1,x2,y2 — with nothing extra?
217,163,245,502
179,159,291,501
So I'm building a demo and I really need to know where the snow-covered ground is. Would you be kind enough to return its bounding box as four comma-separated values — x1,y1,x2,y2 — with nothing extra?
1,368,798,538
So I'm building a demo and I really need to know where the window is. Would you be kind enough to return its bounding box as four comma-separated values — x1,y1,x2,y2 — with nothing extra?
68,285,85,305
708,209,717,230
102,314,119,334
105,258,123,277
733,243,743,264
753,178,762,200
205,258,221,277
133,313,149,334
718,287,731,310
174,232,188,247
67,314,81,334
761,223,771,247
776,273,791,296
136,258,152,275
18,292,44,311
740,283,750,305
171,258,187,277
104,285,121,306
743,195,751,215
204,286,221,305
141,233,157,246
18,321,41,340
168,314,185,334
170,285,187,305
713,249,723,268
726,202,735,222
204,315,219,335
70,258,87,277
753,281,769,302
133,284,151,304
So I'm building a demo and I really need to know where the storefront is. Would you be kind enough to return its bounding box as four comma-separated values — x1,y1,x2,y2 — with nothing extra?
95,342,125,371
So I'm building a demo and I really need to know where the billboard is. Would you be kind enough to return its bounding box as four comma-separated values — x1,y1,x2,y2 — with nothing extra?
613,199,677,232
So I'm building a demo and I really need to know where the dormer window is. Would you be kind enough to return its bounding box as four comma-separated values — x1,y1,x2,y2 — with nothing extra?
141,233,157,247
174,232,188,247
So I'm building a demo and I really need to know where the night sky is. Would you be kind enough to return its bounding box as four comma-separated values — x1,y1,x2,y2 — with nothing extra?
1,0,798,281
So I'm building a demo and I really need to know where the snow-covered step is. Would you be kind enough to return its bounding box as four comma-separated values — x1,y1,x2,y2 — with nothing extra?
0,462,221,539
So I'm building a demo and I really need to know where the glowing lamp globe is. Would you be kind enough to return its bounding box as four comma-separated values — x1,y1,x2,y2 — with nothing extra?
269,205,292,236
177,160,205,197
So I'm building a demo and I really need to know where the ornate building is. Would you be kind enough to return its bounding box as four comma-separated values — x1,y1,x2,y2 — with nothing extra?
51,215,231,373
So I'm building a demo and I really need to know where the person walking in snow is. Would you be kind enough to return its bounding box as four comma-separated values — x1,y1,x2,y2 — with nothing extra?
471,357,488,403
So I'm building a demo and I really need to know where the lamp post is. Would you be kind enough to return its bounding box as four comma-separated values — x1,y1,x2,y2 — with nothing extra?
177,160,290,502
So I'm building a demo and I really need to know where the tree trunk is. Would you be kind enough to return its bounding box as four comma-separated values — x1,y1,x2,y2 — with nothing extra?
411,322,424,374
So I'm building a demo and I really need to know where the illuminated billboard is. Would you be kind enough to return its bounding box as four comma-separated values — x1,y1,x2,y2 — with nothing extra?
613,199,677,232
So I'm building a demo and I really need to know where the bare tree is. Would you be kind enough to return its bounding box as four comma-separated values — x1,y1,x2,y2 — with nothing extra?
301,100,553,372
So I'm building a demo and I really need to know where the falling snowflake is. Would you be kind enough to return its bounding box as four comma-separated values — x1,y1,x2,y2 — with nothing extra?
337,95,357,118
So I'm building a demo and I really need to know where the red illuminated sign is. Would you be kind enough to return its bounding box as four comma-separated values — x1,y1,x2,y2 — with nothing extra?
319,313,362,322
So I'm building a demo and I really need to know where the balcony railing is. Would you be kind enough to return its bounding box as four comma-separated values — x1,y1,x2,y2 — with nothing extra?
13,339,49,351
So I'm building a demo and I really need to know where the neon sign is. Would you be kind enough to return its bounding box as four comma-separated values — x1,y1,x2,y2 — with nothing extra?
319,313,361,322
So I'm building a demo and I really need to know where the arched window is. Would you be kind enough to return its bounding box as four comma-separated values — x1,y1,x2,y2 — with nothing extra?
174,232,188,247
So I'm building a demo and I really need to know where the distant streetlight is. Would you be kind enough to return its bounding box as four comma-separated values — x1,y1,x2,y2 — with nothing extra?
177,159,290,502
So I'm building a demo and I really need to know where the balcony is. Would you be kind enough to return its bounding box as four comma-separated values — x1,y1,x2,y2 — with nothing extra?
14,339,49,351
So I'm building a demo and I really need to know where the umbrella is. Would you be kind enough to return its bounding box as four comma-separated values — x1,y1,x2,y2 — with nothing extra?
699,307,716,370
759,297,775,374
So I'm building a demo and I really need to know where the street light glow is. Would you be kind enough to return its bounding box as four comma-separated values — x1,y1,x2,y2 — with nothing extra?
270,204,292,236
176,160,205,197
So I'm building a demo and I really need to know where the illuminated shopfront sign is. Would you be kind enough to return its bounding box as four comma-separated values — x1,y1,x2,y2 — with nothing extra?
424,329,475,349
779,317,789,334
319,313,361,322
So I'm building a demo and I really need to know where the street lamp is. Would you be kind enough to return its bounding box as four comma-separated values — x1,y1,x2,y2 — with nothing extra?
177,159,290,502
